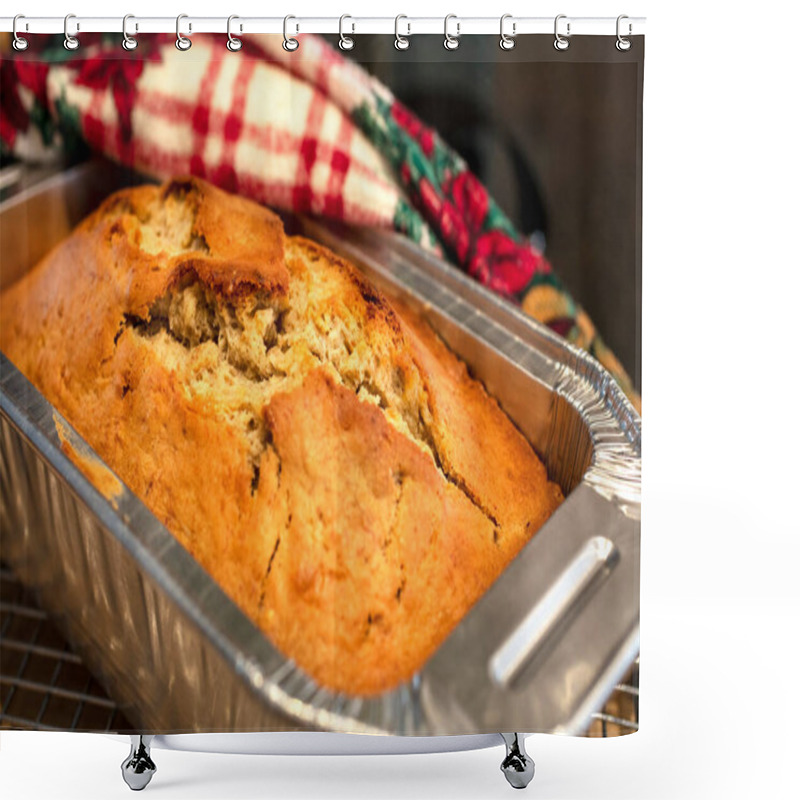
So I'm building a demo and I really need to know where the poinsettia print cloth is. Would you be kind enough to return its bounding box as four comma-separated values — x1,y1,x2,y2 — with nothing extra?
0,33,639,409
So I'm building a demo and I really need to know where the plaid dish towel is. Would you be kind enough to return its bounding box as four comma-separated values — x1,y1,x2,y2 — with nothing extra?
0,33,639,410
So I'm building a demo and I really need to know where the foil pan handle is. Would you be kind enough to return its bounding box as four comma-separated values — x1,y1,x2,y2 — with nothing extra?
419,484,640,734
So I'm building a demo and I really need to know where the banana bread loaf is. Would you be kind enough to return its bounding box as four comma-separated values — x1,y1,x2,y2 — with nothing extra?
0,177,563,696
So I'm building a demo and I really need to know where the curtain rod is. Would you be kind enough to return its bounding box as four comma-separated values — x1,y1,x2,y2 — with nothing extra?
1,16,646,37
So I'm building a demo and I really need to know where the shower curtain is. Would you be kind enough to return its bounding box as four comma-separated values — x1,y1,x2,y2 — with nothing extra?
0,26,642,743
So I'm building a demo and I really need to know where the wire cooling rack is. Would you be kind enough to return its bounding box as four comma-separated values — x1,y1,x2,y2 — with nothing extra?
0,562,637,735
587,658,639,737
0,563,133,732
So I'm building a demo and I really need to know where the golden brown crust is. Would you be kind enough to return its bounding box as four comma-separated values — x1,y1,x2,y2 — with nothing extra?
0,177,562,696
54,414,124,509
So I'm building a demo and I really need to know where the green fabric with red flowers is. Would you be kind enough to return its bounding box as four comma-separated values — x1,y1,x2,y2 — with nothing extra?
354,95,548,297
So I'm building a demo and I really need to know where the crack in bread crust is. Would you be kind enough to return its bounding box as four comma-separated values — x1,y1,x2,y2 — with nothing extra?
122,252,505,535
120,246,438,468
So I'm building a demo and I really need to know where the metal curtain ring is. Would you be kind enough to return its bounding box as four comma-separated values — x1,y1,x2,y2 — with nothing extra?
616,14,632,51
63,13,79,51
394,15,410,50
227,15,242,51
12,14,29,51
554,14,570,51
444,14,460,51
176,14,192,51
122,14,138,51
339,15,354,51
283,15,299,51
499,14,516,50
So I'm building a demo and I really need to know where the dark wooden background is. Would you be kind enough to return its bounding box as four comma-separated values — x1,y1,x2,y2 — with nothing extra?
342,36,643,391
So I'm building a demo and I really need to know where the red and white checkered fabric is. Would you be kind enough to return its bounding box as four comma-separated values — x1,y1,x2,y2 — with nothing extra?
38,36,431,238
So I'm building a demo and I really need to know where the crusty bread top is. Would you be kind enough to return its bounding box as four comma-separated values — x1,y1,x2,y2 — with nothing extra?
0,177,563,695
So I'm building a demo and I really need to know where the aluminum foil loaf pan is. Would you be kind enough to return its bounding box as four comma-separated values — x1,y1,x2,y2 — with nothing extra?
0,162,641,736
